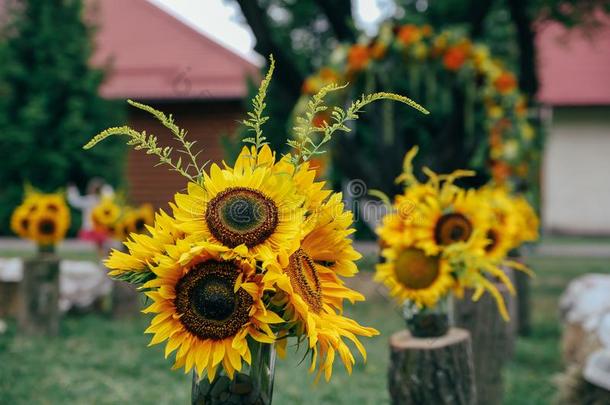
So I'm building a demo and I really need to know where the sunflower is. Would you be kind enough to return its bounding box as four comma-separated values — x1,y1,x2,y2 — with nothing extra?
106,209,185,279
377,184,435,248
130,204,154,234
409,181,490,256
512,195,539,247
375,245,455,308
29,211,69,246
91,196,121,233
38,194,70,217
10,205,31,238
478,186,520,261
264,194,379,381
172,146,305,260
142,240,283,381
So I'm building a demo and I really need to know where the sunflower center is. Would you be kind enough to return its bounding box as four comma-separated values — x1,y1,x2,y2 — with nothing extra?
286,249,323,313
134,218,146,233
192,276,236,321
205,187,279,248
485,229,499,253
38,219,56,235
434,213,473,245
394,248,440,290
174,261,252,340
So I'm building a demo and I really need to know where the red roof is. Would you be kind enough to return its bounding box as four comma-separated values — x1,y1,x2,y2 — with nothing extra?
92,0,258,100
536,17,610,106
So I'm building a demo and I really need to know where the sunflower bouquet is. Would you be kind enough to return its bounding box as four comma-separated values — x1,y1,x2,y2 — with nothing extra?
10,187,70,250
91,195,154,241
374,147,533,337
84,57,427,403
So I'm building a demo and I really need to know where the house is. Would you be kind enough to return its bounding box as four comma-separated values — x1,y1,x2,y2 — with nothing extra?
537,17,610,235
93,0,258,208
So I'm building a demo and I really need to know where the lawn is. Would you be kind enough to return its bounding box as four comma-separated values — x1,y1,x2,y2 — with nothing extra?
0,254,608,404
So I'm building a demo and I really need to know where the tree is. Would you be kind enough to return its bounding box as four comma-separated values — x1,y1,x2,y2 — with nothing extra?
0,0,125,233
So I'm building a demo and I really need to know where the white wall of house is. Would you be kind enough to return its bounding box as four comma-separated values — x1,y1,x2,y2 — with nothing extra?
543,106,610,235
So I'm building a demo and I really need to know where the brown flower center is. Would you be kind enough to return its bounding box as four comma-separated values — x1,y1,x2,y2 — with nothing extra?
205,187,279,248
38,218,56,235
485,229,499,253
434,213,473,246
394,248,440,290
174,261,252,340
134,218,147,233
286,249,323,313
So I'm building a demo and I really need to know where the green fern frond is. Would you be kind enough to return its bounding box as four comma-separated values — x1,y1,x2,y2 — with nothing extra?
242,55,275,152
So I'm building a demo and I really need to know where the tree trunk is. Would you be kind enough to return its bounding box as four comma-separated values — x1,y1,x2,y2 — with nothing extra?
388,328,476,405
17,253,60,336
453,284,514,405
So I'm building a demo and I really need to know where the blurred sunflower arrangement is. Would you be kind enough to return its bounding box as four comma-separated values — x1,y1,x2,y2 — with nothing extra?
83,56,427,401
91,195,154,241
375,147,537,331
10,186,70,249
297,22,539,189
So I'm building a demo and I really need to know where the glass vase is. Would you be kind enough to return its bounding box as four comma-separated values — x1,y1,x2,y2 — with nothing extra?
191,341,276,405
404,297,450,338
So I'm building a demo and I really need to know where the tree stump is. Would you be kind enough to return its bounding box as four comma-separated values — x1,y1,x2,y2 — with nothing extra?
453,284,514,405
514,269,531,336
389,328,476,405
17,254,60,336
503,267,518,360
111,280,141,318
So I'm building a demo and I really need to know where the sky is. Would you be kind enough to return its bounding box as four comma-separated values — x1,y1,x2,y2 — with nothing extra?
151,0,395,64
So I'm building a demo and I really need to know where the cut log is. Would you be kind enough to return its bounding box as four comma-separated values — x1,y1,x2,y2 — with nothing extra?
17,254,60,336
388,328,476,405
111,280,141,318
453,284,514,405
514,269,531,336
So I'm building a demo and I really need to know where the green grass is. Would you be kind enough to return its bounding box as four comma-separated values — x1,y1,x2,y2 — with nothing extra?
0,255,608,404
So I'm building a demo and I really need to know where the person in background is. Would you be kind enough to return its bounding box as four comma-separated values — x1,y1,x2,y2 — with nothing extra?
67,178,114,253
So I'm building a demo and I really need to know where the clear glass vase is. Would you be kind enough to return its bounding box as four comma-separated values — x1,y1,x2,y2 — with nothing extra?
403,297,451,338
191,341,276,405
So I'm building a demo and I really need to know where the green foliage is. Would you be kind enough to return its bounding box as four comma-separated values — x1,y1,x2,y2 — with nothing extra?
290,84,429,167
85,100,207,184
241,55,275,152
0,0,125,234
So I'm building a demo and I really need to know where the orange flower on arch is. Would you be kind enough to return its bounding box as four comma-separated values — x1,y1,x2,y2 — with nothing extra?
494,71,517,94
443,46,468,71
347,44,370,72
397,24,422,46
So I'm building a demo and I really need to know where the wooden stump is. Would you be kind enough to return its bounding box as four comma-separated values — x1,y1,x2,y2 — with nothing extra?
453,285,514,405
504,267,518,360
389,328,476,405
17,254,60,336
111,280,141,318
514,269,531,336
